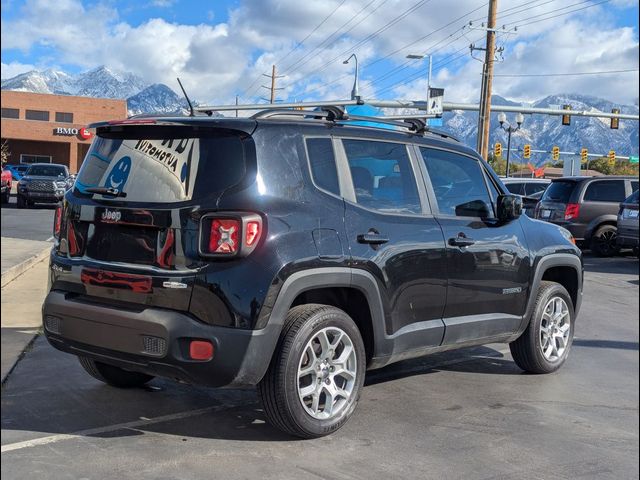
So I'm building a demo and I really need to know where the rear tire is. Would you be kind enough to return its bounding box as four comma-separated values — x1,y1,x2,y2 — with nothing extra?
510,281,575,374
1,191,9,204
78,356,154,388
591,224,620,257
259,304,366,439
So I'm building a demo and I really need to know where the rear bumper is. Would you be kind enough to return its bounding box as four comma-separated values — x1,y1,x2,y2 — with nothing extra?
42,290,280,387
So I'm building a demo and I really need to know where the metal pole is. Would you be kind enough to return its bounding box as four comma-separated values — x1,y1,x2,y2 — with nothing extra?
271,66,277,104
478,0,498,160
235,95,238,118
505,127,512,177
427,55,432,91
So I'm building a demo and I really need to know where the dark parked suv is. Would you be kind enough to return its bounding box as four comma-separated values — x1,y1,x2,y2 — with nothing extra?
43,110,583,438
17,163,72,208
535,176,638,256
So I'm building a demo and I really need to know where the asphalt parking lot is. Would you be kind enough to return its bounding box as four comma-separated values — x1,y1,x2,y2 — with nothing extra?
1,192,57,242
1,251,638,479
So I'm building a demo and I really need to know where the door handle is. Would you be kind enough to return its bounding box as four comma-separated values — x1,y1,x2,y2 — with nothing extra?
448,234,475,247
357,232,389,245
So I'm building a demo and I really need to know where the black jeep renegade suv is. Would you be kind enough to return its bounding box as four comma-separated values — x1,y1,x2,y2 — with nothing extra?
43,111,583,438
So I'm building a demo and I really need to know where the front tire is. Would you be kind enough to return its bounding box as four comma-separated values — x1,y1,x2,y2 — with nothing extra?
510,281,575,374
259,304,366,439
591,224,620,257
78,356,154,388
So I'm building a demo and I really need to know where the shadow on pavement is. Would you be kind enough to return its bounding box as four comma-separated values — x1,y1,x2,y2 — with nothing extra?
1,339,516,443
582,252,639,276
573,339,639,351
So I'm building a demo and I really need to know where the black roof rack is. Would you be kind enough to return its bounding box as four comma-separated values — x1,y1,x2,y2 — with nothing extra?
250,106,458,142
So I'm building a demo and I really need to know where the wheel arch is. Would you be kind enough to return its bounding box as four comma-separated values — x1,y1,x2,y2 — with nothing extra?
514,254,583,339
584,215,618,241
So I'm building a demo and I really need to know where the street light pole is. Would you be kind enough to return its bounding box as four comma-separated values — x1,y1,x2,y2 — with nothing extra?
406,53,432,96
343,54,360,101
498,112,524,177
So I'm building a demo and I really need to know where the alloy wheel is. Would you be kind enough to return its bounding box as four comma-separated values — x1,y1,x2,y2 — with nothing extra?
297,326,357,420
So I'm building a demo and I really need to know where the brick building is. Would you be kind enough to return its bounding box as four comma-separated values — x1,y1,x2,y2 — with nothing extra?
1,91,128,173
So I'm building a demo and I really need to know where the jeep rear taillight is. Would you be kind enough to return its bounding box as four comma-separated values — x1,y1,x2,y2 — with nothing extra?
564,203,580,220
53,205,62,239
209,219,240,254
200,214,263,258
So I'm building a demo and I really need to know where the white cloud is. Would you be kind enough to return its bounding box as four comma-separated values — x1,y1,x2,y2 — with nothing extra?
1,0,638,105
1,61,36,78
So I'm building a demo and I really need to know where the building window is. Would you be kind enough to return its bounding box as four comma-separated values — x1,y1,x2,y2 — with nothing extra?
20,154,52,164
1,108,19,119
55,112,74,123
25,110,50,121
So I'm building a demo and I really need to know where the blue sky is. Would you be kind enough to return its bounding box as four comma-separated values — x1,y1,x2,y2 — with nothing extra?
1,0,639,105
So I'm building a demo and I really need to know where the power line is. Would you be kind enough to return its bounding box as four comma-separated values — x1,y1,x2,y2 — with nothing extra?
292,0,434,83
494,68,639,77
506,0,611,27
239,0,348,99
298,2,489,99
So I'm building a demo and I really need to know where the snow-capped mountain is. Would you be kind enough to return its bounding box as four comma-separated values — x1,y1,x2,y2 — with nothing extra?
1,66,185,115
2,67,638,159
127,83,188,116
441,94,639,161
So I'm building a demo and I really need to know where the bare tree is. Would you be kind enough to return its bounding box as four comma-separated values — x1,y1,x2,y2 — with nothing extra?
1,141,10,166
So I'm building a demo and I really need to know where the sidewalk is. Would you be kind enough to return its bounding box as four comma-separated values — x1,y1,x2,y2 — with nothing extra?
1,237,51,282
1,257,48,382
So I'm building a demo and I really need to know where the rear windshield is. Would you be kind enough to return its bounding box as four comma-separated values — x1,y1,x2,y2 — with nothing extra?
75,126,247,202
27,165,67,177
541,181,575,203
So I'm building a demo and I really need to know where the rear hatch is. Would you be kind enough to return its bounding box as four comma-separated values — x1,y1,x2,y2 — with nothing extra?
536,179,578,222
54,120,255,311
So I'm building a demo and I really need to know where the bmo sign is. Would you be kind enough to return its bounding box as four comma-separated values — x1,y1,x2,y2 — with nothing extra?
53,127,92,140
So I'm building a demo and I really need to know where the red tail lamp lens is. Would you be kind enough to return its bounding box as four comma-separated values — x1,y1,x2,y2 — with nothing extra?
54,205,62,238
564,203,580,220
208,219,240,254
189,340,214,361
245,221,261,247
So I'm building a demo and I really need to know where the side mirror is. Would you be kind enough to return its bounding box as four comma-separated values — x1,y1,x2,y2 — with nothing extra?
497,194,522,222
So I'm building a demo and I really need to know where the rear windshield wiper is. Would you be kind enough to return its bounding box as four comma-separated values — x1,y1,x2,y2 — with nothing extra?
84,186,127,198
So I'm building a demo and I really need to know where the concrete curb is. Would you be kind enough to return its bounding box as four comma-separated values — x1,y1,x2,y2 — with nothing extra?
1,331,39,385
1,247,50,288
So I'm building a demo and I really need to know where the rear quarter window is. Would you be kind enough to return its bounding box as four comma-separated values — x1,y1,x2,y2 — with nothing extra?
542,181,576,203
583,180,626,203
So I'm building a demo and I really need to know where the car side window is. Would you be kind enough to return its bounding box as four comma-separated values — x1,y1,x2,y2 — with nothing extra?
342,139,421,214
525,183,548,196
583,180,626,202
306,138,340,196
505,183,524,195
420,148,493,218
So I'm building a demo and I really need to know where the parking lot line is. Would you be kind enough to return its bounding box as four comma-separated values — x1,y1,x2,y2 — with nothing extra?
0,405,224,453
1,347,511,454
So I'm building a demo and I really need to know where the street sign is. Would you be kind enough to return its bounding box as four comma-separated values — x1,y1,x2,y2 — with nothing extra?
630,156,639,164
427,87,444,115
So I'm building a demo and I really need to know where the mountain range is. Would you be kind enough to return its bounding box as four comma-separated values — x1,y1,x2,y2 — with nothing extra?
2,66,638,162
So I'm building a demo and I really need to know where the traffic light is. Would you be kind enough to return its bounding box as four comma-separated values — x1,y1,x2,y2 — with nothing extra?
562,104,572,126
494,142,502,157
552,146,560,161
610,108,619,129
580,148,588,164
523,144,531,159
608,150,616,166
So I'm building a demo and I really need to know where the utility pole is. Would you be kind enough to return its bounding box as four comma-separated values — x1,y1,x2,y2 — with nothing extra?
476,0,498,159
261,65,285,104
